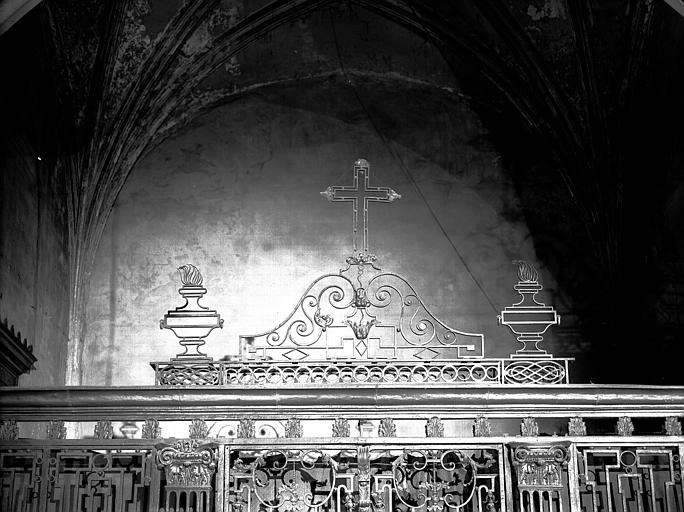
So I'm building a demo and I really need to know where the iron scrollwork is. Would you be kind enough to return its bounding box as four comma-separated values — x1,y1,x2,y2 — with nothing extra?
238,267,484,364
392,449,478,511
248,450,338,512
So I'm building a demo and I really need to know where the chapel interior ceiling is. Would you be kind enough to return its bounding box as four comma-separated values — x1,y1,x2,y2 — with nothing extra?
1,0,683,383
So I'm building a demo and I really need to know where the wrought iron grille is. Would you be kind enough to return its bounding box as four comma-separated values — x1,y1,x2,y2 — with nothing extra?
576,445,684,512
0,447,158,511
2,438,683,512
226,444,503,512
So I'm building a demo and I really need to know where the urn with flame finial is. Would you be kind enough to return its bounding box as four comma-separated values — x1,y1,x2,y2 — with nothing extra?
160,264,223,361
498,261,560,358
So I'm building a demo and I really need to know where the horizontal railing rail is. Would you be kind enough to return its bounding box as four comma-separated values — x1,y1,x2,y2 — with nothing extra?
2,384,684,421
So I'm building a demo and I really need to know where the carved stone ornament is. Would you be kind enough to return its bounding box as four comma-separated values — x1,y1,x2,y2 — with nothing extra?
665,416,682,436
616,416,634,436
142,418,161,439
473,415,492,437
568,417,587,436
378,418,396,437
237,418,255,438
332,418,350,437
156,439,217,489
511,444,569,489
47,420,67,440
285,418,303,438
521,417,539,437
94,419,114,439
189,418,209,439
0,420,18,440
425,416,444,437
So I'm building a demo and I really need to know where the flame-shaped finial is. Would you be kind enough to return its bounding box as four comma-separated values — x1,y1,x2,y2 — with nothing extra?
178,264,203,287
512,260,538,283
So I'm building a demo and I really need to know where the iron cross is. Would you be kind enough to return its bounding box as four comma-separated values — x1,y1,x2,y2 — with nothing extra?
321,159,401,253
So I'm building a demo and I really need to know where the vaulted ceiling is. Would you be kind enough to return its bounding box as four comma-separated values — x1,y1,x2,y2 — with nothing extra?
2,0,683,383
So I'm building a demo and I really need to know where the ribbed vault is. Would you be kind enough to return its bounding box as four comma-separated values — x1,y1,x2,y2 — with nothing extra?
2,0,682,384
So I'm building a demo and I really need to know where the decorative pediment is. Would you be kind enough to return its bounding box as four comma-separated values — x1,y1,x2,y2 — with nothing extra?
239,265,484,363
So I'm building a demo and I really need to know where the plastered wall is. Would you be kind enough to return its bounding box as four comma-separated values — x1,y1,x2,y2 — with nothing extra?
0,137,70,386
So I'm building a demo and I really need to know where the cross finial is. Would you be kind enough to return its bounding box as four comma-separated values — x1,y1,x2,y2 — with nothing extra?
321,159,401,255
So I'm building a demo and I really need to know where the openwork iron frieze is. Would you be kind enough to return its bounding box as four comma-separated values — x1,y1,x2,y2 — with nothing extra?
226,445,503,512
153,356,572,386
